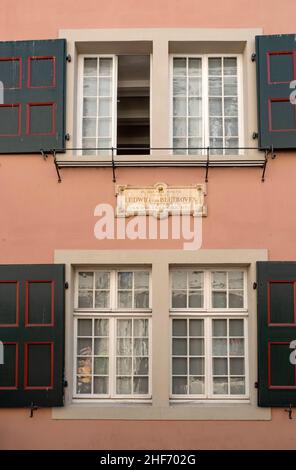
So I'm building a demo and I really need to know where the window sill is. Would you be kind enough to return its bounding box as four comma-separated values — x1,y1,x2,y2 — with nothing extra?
52,401,271,421
55,153,266,168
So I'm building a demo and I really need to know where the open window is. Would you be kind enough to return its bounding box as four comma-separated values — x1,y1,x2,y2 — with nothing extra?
78,54,150,156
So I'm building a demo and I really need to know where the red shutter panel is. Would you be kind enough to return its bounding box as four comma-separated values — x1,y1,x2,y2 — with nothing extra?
0,39,66,154
256,34,296,149
0,265,65,407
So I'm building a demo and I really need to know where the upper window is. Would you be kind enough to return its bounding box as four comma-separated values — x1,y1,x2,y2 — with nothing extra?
78,54,150,156
171,55,243,155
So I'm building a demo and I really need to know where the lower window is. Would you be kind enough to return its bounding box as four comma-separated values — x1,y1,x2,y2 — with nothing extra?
75,317,151,398
171,317,247,399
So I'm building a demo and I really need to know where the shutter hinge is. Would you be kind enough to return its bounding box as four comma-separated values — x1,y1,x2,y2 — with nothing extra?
66,54,72,63
253,282,257,290
64,380,68,388
65,133,70,141
254,381,258,389
65,282,69,290
252,132,258,140
251,53,256,62
29,402,38,418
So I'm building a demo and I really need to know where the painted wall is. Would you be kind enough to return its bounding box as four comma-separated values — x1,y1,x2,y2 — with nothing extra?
0,0,296,450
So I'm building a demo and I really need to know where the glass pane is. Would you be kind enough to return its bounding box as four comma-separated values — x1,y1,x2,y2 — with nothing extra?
209,118,223,137
230,377,245,395
188,118,202,137
173,319,187,337
229,319,244,337
188,78,201,96
224,76,237,96
134,357,149,375
173,138,187,154
118,272,133,289
189,357,204,375
189,338,204,356
117,357,132,375
225,138,239,155
134,319,149,337
213,377,228,394
134,271,149,289
77,338,92,356
117,338,132,356
94,319,109,337
229,290,244,308
133,377,148,394
79,272,93,289
134,338,149,356
117,319,132,337
97,138,111,154
188,138,202,154
173,117,186,137
172,290,187,308
213,271,227,290
84,58,97,76
208,58,222,76
189,319,203,336
99,97,111,117
173,97,186,116
95,291,109,308
78,291,93,308
83,98,97,117
173,357,187,375
118,291,133,308
213,358,228,375
172,271,187,289
213,319,227,337
230,357,244,375
99,77,112,96
209,138,223,154
116,377,132,394
189,291,203,308
83,77,97,97
189,376,204,394
99,58,112,76
94,377,108,394
173,58,186,77
225,118,238,137
134,290,149,308
213,339,227,356
78,319,92,336
208,77,222,96
224,97,238,117
95,271,110,289
172,338,187,356
98,118,111,137
212,292,227,308
77,376,92,394
82,138,96,155
188,271,203,289
83,118,96,137
209,98,222,116
188,58,201,76
172,376,187,394
229,271,244,289
94,338,108,355
229,338,244,356
224,57,237,75
188,97,202,117
173,78,186,96
94,357,108,375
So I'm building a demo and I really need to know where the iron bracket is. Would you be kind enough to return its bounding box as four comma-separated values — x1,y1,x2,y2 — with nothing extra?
29,402,38,418
285,404,293,420
205,146,210,182
111,147,116,183
261,146,276,182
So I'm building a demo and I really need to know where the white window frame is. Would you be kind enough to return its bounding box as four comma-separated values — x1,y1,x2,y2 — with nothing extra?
73,268,152,402
170,268,249,402
170,54,244,156
77,54,118,156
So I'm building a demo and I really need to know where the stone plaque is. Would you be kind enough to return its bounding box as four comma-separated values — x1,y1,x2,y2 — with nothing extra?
115,182,207,217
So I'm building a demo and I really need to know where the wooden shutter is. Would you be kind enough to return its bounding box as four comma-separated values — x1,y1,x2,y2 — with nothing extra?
256,34,296,150
257,262,296,406
0,265,65,407
0,39,66,154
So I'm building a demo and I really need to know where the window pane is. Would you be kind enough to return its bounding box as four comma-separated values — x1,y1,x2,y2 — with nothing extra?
228,271,244,289
79,272,93,289
173,357,188,375
117,319,132,337
213,339,227,356
213,358,228,375
213,319,227,337
224,118,238,137
173,117,186,137
188,291,203,308
133,377,148,394
84,58,97,76
189,338,204,355
99,77,112,96
77,375,92,394
94,338,108,355
229,338,244,356
116,377,132,394
212,291,227,308
118,291,133,308
99,97,112,117
229,319,244,337
188,58,201,76
188,97,202,117
208,77,222,96
134,271,149,289
94,377,108,394
77,338,92,356
188,118,202,137
118,272,133,289
208,58,222,76
95,271,110,289
134,357,149,375
212,272,227,289
229,290,244,308
83,98,97,117
172,338,187,356
209,117,223,137
134,290,149,308
134,319,149,337
172,290,187,308
172,271,187,289
117,357,132,375
209,98,222,116
230,358,244,375
189,78,201,96
189,357,204,375
173,58,186,77
189,377,204,394
213,377,228,394
172,376,187,394
224,97,238,117
173,319,187,336
99,58,112,76
230,377,245,395
83,118,96,137
95,291,109,308
94,357,108,375
78,319,92,336
83,77,97,97
173,97,187,116
189,319,203,336
117,338,132,356
134,338,149,356
224,57,237,75
94,319,109,337
78,291,93,308
173,78,186,96
224,76,237,96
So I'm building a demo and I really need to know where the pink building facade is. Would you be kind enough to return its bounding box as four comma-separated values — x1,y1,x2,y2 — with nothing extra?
0,0,296,449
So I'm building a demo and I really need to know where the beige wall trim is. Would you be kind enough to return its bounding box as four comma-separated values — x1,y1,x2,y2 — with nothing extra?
53,249,270,421
59,28,263,163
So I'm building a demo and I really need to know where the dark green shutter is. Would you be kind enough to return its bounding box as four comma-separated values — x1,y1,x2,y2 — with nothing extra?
256,34,296,150
257,262,296,406
0,39,66,154
0,264,65,407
